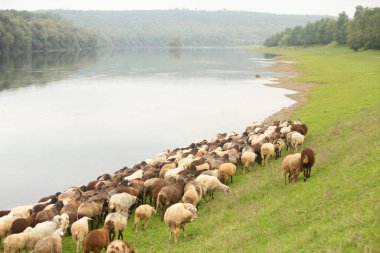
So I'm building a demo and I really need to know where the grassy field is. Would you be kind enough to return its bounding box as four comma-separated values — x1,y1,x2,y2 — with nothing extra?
60,44,380,252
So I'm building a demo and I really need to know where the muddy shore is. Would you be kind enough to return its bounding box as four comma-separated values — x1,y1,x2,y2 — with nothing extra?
263,57,316,124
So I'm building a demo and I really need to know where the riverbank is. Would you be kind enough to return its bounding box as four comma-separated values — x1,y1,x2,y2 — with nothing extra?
262,56,316,124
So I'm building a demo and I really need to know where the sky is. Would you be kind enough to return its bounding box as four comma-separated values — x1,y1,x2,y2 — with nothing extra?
0,0,379,17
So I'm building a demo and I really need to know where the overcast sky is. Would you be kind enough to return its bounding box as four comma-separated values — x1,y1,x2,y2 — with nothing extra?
0,0,379,16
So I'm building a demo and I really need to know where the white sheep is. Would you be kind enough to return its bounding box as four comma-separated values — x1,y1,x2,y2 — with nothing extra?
71,217,92,253
9,205,33,218
26,215,63,250
31,228,64,253
164,203,197,243
164,165,186,179
109,193,137,213
177,154,195,169
0,214,16,241
105,210,129,240
290,132,305,152
195,175,230,202
241,151,256,173
261,143,275,166
3,227,32,253
134,204,156,232
159,162,177,178
124,169,143,182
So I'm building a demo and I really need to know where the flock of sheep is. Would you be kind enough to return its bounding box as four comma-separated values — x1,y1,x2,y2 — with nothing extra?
0,118,315,252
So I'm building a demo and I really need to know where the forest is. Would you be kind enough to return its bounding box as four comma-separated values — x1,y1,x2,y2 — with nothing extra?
48,9,326,47
0,9,326,54
264,6,380,51
0,10,106,55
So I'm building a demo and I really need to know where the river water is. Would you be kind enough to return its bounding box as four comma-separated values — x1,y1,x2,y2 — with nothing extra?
0,48,295,209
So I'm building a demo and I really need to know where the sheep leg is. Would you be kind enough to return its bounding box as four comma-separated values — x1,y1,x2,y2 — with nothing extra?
118,230,123,240
181,224,187,238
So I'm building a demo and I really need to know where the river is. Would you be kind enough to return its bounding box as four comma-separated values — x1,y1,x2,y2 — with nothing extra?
0,47,295,209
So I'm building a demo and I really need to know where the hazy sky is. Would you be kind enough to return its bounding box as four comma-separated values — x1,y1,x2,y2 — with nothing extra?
0,0,379,16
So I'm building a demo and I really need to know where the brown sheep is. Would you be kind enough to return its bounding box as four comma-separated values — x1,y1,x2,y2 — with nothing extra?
291,123,308,135
301,147,316,182
84,220,115,253
35,201,64,224
156,179,186,220
10,216,33,234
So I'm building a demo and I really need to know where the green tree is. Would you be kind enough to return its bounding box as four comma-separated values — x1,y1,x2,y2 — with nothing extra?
335,12,349,44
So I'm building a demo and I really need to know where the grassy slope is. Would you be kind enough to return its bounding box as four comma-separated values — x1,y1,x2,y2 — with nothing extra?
61,45,380,252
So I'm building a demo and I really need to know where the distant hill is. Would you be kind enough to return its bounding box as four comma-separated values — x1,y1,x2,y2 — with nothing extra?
45,9,328,47
0,10,105,54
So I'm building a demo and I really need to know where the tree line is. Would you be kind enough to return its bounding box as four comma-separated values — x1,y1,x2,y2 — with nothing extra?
48,9,326,47
0,10,106,55
264,6,380,51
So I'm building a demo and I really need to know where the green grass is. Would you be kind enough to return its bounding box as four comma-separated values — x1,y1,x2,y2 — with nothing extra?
61,45,380,252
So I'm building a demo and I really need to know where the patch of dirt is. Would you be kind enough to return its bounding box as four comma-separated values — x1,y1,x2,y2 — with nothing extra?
262,57,317,124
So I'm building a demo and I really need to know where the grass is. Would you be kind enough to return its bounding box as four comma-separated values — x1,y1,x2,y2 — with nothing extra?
60,44,380,252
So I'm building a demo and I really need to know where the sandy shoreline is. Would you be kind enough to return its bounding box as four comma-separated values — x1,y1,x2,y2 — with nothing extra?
262,56,316,124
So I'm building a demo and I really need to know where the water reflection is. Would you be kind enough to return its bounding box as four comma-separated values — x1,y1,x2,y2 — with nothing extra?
0,48,292,209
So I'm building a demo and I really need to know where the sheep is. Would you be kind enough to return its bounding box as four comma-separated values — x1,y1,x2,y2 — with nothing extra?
105,209,129,240
261,143,275,166
182,180,203,208
195,175,230,202
3,227,32,253
58,188,82,203
123,169,143,182
31,228,64,253
9,205,33,218
109,193,137,213
134,204,156,232
200,169,219,178
0,214,18,241
106,240,135,253
273,139,286,159
206,153,229,170
10,216,33,234
164,203,197,244
226,148,241,165
77,200,105,229
241,144,254,153
218,163,237,184
156,179,186,220
282,153,302,185
26,215,64,250
35,201,64,224
71,217,92,253
159,163,177,178
301,147,316,182
290,132,305,152
164,165,187,179
291,123,308,135
83,220,115,253
0,210,11,218
241,151,256,173
60,199,82,229
178,154,195,169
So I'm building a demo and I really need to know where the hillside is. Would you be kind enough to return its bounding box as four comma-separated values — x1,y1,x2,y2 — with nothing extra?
0,10,105,54
46,10,327,47
58,45,380,252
